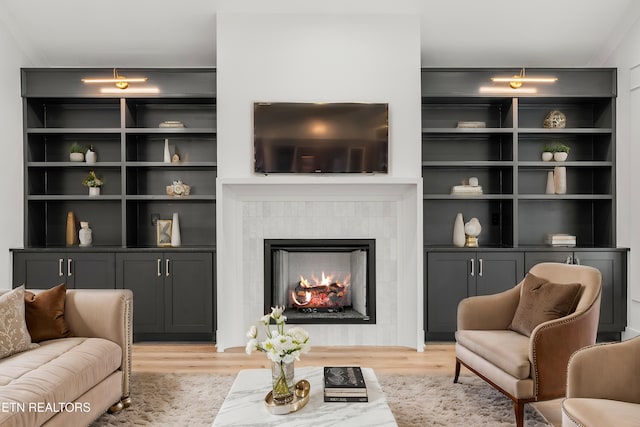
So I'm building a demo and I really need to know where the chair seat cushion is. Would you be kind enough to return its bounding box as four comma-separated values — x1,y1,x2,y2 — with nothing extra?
562,398,640,427
456,330,531,379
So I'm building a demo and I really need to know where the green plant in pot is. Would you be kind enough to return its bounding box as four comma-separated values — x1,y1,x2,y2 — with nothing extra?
541,144,554,161
69,142,87,162
551,143,570,161
82,170,104,196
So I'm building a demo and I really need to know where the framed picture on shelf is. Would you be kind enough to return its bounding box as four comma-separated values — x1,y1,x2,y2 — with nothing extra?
156,220,172,247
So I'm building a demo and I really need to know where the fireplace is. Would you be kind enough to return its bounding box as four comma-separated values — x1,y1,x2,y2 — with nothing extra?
264,239,376,324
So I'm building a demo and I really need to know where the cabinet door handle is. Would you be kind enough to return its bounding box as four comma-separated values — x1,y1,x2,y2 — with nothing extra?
166,259,170,277
566,256,573,264
470,258,475,277
67,258,72,276
58,258,64,277
157,259,162,277
478,258,483,277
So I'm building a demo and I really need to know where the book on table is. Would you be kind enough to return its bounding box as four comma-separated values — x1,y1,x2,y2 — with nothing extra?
323,366,368,402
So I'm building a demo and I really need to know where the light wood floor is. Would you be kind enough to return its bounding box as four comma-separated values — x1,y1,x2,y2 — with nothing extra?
131,342,561,426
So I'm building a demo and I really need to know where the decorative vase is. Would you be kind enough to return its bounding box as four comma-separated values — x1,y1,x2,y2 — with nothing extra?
541,152,553,161
553,152,568,162
271,360,295,405
554,166,567,195
464,218,482,247
546,171,556,194
453,213,465,248
170,212,181,247
164,139,171,163
78,221,92,247
85,146,97,164
66,211,78,246
89,187,100,197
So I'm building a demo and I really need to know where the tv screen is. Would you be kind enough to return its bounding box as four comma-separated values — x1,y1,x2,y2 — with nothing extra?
254,102,388,173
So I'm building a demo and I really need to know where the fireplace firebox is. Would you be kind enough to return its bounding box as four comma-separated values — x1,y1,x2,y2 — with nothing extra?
264,239,376,324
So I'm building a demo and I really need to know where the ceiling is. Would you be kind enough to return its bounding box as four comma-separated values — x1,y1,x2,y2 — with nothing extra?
0,0,638,68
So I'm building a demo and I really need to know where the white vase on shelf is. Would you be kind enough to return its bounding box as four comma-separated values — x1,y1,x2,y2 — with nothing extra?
453,213,465,248
554,166,567,195
545,171,556,194
85,147,97,164
88,187,100,197
164,139,171,163
171,213,181,247
78,222,93,247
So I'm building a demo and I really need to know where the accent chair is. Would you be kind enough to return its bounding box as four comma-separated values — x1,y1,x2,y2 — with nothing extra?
454,262,602,427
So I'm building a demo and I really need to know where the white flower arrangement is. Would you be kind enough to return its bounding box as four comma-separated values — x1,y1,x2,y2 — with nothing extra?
245,306,311,363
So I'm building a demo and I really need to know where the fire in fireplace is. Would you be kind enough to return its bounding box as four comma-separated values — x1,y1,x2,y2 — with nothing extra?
264,239,376,324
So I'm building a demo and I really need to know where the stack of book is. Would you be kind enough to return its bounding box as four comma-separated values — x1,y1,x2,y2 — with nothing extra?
158,120,185,128
545,233,577,247
323,366,368,402
451,185,483,195
456,121,486,128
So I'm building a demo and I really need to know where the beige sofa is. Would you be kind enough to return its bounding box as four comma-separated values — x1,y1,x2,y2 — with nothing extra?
562,336,640,427
0,289,132,427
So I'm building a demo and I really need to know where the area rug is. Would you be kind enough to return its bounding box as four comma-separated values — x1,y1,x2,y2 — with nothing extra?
91,372,551,426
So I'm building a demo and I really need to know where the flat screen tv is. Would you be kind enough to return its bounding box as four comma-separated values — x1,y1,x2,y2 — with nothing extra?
254,102,388,173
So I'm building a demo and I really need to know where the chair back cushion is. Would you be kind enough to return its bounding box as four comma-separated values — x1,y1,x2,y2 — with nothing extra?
509,272,581,336
527,262,601,314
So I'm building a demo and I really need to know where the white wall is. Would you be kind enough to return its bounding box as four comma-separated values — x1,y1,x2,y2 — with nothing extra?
0,16,29,289
216,12,421,179
600,12,640,338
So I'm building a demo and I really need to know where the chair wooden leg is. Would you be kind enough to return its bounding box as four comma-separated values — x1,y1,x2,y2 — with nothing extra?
453,359,461,383
513,400,524,427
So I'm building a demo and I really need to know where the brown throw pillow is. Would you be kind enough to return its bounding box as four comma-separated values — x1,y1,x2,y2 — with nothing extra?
509,273,582,337
24,283,72,343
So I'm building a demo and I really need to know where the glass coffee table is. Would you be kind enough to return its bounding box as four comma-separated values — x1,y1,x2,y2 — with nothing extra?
212,366,397,426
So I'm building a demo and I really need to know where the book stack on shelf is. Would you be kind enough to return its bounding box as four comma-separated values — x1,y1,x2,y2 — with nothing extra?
323,366,368,402
545,233,577,247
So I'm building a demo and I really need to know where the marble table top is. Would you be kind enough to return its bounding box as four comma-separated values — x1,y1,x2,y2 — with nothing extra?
212,366,398,427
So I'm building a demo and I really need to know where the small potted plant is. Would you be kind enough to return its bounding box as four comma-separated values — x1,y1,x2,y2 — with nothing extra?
69,142,87,162
82,170,104,196
541,144,554,161
551,143,570,161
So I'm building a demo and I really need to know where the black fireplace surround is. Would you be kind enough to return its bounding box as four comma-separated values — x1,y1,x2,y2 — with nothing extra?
264,239,376,324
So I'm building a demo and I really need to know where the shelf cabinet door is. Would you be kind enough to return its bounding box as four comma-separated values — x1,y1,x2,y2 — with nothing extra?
575,251,626,334
66,252,115,289
426,252,472,336
13,253,69,288
475,252,524,296
163,252,213,333
116,253,164,334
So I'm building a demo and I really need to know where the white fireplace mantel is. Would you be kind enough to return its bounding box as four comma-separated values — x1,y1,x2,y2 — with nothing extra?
215,177,423,351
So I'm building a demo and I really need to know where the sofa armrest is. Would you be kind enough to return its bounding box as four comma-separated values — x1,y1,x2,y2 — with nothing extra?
457,285,520,330
64,289,133,398
530,293,601,401
566,336,640,403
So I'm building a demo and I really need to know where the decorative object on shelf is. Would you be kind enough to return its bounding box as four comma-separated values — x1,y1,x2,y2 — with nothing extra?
554,166,567,194
69,142,86,162
156,219,172,247
166,180,191,197
170,213,181,247
542,151,553,161
163,139,171,163
246,306,311,406
456,121,486,128
171,153,180,163
78,221,92,247
159,120,185,128
464,218,482,248
545,233,577,247
453,213,466,247
85,146,97,164
66,211,78,246
451,177,483,195
82,171,103,196
543,142,570,161
543,110,567,129
545,171,556,195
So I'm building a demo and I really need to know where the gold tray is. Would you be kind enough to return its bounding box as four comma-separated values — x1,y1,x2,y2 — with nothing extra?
264,380,311,415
